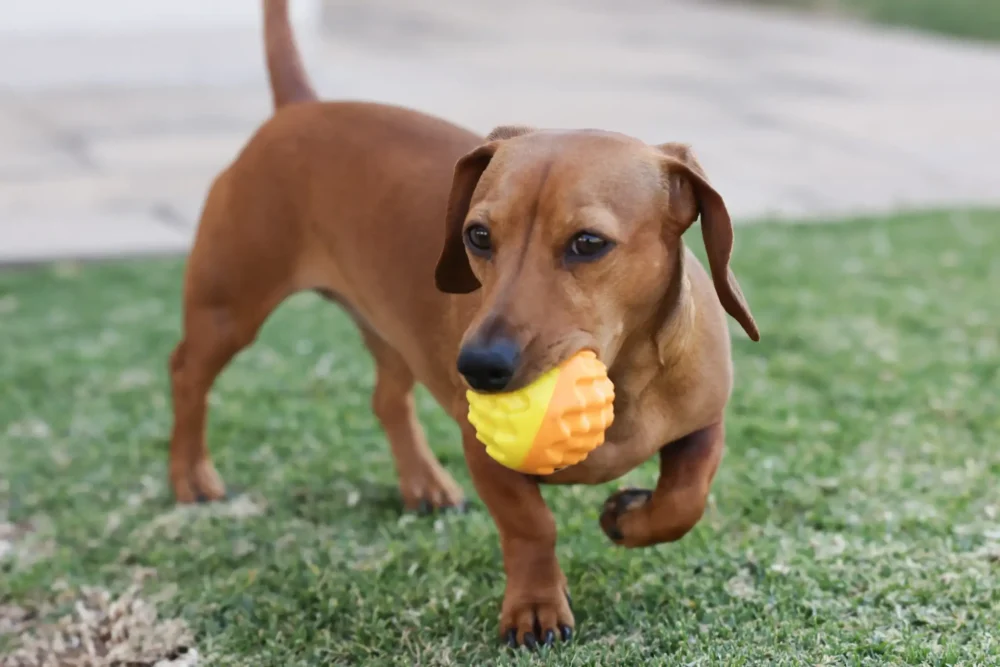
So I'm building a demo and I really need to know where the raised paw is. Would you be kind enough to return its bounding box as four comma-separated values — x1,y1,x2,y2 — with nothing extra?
501,587,574,650
170,459,227,504
599,487,652,545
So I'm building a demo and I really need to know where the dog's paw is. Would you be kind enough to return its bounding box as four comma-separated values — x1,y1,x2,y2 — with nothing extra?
170,460,227,504
500,588,574,650
599,487,652,544
399,464,466,514
412,497,473,516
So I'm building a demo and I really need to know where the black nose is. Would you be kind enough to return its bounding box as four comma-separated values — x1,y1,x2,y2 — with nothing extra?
457,338,521,392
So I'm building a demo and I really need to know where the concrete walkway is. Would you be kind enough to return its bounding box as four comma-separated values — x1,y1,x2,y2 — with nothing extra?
1,0,999,263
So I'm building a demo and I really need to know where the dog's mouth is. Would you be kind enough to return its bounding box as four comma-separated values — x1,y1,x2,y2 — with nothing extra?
457,325,605,396
505,343,605,394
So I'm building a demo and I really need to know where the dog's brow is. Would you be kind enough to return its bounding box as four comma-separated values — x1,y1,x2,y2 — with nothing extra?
465,207,492,227
569,206,623,241
525,160,554,233
485,160,554,316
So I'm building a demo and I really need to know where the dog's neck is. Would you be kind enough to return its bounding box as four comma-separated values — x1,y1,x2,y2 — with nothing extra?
652,246,696,368
609,245,696,403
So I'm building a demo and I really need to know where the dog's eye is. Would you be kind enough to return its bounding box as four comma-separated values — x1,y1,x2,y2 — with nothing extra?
464,224,492,255
566,232,612,262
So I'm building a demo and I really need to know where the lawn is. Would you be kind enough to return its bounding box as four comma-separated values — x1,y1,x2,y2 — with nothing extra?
1,209,998,666
728,0,1000,43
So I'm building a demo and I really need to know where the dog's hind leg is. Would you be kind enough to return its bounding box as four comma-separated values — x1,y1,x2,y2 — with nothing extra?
169,286,291,503
168,176,296,503
362,329,466,512
169,308,248,503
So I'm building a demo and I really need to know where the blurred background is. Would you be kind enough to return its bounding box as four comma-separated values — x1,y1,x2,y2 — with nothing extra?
1,0,999,265
2,3,999,663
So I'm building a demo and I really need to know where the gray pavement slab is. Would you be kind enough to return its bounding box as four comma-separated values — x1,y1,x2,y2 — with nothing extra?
0,212,191,265
1,0,999,263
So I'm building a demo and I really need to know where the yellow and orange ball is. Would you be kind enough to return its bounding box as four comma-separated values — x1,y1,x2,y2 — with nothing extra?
466,351,615,475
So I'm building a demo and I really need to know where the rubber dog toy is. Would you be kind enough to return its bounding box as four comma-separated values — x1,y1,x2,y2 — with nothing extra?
466,350,615,475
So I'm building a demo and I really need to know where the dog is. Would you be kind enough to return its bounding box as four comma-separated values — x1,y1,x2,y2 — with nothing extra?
168,0,759,648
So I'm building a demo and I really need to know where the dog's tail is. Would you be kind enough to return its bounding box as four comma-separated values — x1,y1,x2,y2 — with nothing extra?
262,0,318,109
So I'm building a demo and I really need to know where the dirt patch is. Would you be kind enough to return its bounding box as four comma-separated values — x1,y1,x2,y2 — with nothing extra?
0,515,55,570
0,570,197,667
127,494,267,552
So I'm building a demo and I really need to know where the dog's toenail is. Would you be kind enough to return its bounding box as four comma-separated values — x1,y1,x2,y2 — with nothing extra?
416,500,432,515
447,499,471,514
560,625,573,642
615,488,652,513
543,629,555,647
505,629,518,648
522,632,537,650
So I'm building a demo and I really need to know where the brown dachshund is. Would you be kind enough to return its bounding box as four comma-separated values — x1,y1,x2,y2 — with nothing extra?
168,0,759,648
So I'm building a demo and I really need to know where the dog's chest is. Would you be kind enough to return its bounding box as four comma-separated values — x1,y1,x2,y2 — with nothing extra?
542,392,679,485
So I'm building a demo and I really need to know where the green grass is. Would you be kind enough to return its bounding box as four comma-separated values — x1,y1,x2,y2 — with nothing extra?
730,0,1000,43
1,209,999,665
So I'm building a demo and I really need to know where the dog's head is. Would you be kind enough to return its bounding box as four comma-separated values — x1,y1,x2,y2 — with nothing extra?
435,126,758,393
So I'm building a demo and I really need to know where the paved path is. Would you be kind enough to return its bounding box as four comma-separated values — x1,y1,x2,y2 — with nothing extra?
2,0,999,263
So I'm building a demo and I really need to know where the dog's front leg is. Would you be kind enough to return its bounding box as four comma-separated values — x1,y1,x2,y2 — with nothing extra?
461,420,574,649
599,421,725,548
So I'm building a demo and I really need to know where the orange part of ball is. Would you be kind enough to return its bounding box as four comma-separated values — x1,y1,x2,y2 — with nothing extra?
517,350,615,475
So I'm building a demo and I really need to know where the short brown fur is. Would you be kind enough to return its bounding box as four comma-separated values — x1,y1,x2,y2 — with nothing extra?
168,0,758,647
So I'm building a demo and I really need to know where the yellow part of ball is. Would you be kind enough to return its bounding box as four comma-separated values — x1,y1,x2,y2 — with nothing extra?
466,350,615,475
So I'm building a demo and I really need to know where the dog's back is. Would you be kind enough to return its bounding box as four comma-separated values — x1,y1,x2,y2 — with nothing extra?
197,3,484,364
171,1,482,506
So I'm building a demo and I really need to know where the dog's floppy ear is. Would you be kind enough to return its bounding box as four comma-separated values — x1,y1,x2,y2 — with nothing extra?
657,142,759,341
434,143,497,294
435,126,536,294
